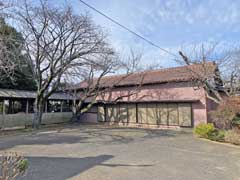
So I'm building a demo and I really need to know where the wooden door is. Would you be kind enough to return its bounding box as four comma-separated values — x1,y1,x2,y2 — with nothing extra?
119,104,128,123
128,104,136,123
137,103,147,123
97,105,105,122
147,103,157,124
168,104,179,125
178,103,192,127
159,104,168,125
106,105,119,122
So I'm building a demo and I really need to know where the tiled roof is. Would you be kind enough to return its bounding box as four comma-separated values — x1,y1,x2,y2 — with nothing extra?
74,62,217,89
0,89,74,100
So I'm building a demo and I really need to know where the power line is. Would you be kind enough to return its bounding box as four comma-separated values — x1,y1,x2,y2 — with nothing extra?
78,0,179,58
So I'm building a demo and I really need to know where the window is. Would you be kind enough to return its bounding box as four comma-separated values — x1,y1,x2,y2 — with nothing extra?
28,100,35,113
3,99,27,114
47,100,61,112
12,100,27,114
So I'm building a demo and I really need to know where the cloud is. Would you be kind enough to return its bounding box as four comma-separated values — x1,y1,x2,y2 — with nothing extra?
71,0,240,67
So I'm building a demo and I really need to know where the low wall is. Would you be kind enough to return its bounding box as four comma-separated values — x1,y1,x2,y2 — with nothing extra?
0,112,72,129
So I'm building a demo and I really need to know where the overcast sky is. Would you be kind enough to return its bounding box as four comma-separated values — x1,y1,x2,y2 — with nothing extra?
53,0,240,67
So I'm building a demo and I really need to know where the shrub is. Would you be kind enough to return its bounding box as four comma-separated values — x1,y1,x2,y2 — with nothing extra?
194,123,215,138
224,130,240,145
0,152,28,180
232,113,240,127
210,97,240,130
194,123,225,142
18,159,28,173
207,129,225,142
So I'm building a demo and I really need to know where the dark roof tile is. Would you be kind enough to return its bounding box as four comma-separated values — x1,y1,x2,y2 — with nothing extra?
75,62,217,89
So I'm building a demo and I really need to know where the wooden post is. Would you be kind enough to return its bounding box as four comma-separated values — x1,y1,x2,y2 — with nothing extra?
45,101,48,113
2,100,6,129
73,89,77,114
9,100,12,114
136,103,138,123
60,101,63,112
26,99,29,113
2,100,5,115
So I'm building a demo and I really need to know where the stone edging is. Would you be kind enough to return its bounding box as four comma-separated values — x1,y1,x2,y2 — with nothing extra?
197,137,240,149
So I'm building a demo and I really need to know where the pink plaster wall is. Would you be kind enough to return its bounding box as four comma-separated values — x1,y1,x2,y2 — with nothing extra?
96,82,208,126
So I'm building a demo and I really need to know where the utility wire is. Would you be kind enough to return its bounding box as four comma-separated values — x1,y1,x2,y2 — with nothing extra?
78,0,179,58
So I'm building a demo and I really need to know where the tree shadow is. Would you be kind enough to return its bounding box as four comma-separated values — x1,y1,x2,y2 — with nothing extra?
18,155,113,180
18,155,154,180
0,133,91,151
0,126,136,150
141,128,190,140
101,163,153,167
0,125,189,151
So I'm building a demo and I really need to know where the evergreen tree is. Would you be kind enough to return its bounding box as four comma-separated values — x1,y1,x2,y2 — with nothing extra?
0,18,36,90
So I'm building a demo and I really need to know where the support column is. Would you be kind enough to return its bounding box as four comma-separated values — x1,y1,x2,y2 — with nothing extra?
2,100,5,115
73,90,77,114
60,101,63,112
45,101,48,113
26,99,29,113
2,100,6,129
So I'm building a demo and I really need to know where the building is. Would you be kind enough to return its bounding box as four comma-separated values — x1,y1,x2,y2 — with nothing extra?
0,63,220,129
76,63,219,128
0,89,74,129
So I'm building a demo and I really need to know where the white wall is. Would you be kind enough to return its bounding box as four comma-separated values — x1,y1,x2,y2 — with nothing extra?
0,112,72,129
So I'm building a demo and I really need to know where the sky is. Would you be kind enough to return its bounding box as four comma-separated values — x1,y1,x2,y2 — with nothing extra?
39,0,240,67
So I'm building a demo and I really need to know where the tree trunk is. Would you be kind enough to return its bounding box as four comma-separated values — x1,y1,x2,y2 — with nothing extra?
71,90,78,122
72,106,78,122
33,96,44,129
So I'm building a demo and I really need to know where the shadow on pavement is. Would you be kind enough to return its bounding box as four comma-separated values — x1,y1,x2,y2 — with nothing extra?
0,134,91,151
19,155,155,180
0,125,189,151
19,155,114,180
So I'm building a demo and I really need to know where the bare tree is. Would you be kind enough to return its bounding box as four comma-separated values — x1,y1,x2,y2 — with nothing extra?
14,0,116,128
121,48,163,73
70,53,120,120
177,43,231,104
70,49,147,121
221,50,240,95
122,48,143,73
0,1,11,17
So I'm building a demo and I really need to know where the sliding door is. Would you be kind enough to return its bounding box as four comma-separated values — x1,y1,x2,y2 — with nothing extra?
178,103,192,127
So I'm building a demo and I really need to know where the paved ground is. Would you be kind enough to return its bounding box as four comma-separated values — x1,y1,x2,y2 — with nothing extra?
0,125,240,180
